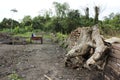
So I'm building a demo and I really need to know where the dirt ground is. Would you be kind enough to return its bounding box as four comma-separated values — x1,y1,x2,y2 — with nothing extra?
0,39,104,80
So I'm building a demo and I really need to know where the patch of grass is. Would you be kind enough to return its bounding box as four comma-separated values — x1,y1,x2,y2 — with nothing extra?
14,32,33,37
43,33,51,39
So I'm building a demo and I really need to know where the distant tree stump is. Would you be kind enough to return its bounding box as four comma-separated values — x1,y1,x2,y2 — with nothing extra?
65,25,111,70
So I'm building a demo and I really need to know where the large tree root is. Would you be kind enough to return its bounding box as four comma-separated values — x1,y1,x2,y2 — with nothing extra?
65,25,111,70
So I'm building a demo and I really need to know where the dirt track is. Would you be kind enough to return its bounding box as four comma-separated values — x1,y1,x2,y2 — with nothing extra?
0,39,103,80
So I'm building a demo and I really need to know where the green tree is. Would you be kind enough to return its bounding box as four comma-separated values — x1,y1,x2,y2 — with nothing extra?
21,15,32,26
32,16,45,30
53,2,70,18
1,18,19,29
66,9,81,33
103,13,120,30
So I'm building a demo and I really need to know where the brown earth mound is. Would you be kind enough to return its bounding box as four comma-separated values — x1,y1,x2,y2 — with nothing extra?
0,33,27,45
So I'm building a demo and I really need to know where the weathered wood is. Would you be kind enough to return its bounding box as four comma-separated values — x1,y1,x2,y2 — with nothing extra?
105,37,120,44
109,57,117,63
108,61,119,72
66,27,82,51
109,52,120,60
65,25,120,79
65,25,109,70
66,27,92,58
112,44,120,51
104,65,120,80
104,44,120,80
88,26,107,61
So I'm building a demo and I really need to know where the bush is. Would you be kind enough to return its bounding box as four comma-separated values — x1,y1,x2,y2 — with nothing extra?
99,24,120,37
53,32,68,48
13,26,20,34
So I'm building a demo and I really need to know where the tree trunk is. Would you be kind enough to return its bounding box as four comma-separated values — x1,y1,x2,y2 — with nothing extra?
94,6,100,24
65,25,110,70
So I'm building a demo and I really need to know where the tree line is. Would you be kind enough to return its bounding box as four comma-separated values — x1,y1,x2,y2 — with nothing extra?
0,2,120,35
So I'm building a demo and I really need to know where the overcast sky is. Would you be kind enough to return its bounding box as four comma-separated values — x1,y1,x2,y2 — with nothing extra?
0,0,120,22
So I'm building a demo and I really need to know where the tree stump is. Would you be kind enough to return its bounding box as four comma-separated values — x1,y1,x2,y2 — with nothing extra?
65,25,111,70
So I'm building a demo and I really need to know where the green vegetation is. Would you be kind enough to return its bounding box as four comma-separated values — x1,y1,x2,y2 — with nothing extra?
14,32,33,37
8,73,23,80
0,2,120,37
56,33,68,48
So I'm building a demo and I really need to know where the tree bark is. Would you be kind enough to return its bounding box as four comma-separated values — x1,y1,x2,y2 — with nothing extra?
65,25,110,70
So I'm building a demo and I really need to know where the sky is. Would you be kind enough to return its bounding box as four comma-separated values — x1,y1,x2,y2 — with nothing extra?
0,0,120,22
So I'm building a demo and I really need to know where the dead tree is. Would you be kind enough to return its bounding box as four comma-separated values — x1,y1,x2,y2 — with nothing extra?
94,6,100,24
65,25,111,70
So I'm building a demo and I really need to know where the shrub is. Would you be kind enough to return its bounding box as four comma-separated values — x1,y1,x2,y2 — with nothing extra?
13,26,20,34
25,25,33,32
54,32,68,48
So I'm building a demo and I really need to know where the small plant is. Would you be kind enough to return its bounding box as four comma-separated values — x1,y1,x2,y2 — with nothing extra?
8,73,23,80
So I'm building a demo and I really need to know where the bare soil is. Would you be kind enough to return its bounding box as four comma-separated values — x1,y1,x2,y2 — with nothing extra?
0,38,104,80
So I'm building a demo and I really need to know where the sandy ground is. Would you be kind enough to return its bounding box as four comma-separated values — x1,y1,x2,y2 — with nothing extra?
0,39,103,80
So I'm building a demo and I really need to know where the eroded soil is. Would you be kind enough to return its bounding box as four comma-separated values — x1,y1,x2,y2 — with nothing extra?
0,39,103,80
